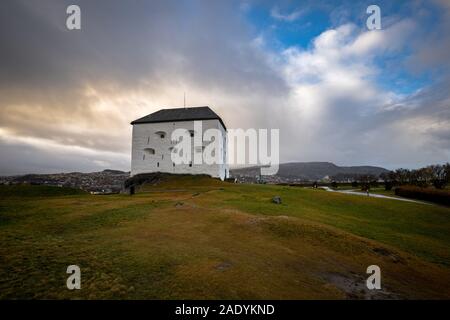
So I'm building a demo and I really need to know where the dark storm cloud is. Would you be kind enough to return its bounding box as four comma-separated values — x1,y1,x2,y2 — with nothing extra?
0,0,288,173
0,0,286,92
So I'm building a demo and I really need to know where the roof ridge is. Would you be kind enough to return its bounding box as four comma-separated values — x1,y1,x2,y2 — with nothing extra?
130,106,226,130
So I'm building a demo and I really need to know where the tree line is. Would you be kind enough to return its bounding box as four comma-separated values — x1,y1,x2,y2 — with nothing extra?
381,163,450,190
331,163,450,190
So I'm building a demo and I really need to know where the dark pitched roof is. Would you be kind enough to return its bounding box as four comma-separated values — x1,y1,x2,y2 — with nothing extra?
131,106,227,129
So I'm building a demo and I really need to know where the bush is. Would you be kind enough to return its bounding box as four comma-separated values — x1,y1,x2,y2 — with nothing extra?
124,172,164,188
384,181,393,191
395,186,450,206
370,181,379,188
432,179,447,189
416,180,429,188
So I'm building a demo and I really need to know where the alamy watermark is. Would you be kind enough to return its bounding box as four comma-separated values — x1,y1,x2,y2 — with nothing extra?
366,5,381,30
366,265,381,290
66,5,81,30
66,4,381,32
66,265,81,290
170,121,279,175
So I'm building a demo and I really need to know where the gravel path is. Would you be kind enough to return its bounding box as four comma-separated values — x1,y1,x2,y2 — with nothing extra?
319,187,430,205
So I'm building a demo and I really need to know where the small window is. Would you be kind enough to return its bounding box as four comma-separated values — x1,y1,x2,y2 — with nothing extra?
189,162,192,167
157,162,159,167
143,154,145,160
189,130,195,138
147,137,150,144
162,154,164,160
155,131,166,139
144,148,155,155
173,162,175,167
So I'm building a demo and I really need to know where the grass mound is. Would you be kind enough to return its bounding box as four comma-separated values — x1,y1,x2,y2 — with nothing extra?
125,172,226,192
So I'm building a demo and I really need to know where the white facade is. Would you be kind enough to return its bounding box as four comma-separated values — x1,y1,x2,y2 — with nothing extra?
131,119,229,180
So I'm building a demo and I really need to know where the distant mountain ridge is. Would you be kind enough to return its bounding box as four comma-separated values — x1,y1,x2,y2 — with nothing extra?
230,162,389,181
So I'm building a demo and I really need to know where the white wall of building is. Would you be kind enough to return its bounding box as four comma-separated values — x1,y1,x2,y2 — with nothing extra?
131,119,229,180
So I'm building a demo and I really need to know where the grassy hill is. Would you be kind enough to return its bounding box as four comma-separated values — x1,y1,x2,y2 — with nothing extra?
0,176,449,299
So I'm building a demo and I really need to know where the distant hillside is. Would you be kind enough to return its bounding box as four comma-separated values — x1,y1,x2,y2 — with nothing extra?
0,169,130,193
230,162,389,181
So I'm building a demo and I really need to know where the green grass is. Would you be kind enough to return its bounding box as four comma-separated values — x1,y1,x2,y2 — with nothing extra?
214,185,450,265
366,188,397,196
0,178,449,299
0,185,87,198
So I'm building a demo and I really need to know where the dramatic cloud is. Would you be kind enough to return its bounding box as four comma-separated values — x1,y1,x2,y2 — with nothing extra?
0,0,449,175
276,13,450,167
0,0,287,174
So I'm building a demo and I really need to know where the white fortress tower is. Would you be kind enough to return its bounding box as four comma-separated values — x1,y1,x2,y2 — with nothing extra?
130,106,229,180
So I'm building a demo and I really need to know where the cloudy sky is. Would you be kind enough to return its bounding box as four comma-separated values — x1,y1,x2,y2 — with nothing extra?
1,0,449,175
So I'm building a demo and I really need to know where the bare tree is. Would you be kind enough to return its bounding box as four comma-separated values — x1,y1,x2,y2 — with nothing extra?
445,163,450,183
389,163,449,189
429,164,447,189
358,174,377,191
394,168,410,185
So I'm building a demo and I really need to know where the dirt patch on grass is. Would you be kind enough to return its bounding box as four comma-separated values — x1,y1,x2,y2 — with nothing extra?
215,261,233,272
372,247,405,264
322,272,401,300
